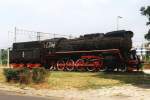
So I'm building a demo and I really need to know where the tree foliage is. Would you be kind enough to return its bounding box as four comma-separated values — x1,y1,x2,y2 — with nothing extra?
0,49,7,65
140,6,150,40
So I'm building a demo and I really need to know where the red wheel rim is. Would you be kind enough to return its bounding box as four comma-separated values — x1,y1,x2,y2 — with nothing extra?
57,60,65,71
66,59,74,71
75,59,85,71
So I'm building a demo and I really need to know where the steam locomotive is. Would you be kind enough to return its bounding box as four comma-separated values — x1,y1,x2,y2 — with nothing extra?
10,30,141,72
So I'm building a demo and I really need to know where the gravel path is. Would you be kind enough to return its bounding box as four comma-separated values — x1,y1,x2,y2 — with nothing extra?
0,83,150,100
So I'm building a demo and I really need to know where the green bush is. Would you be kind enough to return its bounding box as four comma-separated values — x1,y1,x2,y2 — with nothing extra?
3,68,19,82
17,67,32,84
32,67,49,83
3,67,49,84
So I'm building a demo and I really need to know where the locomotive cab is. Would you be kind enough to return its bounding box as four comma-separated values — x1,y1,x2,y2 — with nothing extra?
128,49,142,71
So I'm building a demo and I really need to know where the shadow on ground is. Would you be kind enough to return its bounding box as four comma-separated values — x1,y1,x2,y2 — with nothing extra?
93,71,150,89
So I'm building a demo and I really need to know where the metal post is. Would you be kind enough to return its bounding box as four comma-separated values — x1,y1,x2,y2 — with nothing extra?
7,48,10,68
14,27,17,42
69,34,72,39
37,32,41,41
53,33,56,39
0,49,2,66
117,17,119,30
117,16,122,30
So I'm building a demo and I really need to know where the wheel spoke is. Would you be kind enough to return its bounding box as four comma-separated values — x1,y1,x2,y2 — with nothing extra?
66,59,75,71
75,59,85,71
57,60,65,71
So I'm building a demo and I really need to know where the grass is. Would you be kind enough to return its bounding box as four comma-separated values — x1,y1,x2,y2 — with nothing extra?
1,68,150,90
0,68,5,83
47,71,121,90
46,71,150,90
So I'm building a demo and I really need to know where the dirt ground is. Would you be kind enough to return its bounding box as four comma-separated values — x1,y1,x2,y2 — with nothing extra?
0,83,150,100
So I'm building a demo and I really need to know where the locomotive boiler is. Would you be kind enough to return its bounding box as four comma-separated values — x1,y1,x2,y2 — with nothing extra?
10,30,140,72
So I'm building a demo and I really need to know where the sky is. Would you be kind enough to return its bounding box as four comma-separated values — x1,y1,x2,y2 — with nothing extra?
0,0,150,48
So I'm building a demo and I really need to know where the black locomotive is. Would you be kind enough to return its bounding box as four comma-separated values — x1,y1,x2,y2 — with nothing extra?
10,30,140,72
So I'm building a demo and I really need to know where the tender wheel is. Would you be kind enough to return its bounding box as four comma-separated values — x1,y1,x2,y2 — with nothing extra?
19,63,25,67
11,63,19,68
75,59,85,71
57,60,65,71
104,66,114,72
49,65,55,71
119,64,127,72
27,63,32,68
66,59,75,71
48,62,56,71
99,66,107,72
86,66,96,72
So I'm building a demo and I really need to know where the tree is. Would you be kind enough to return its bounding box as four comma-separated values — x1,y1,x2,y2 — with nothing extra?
140,6,150,40
1,49,7,65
